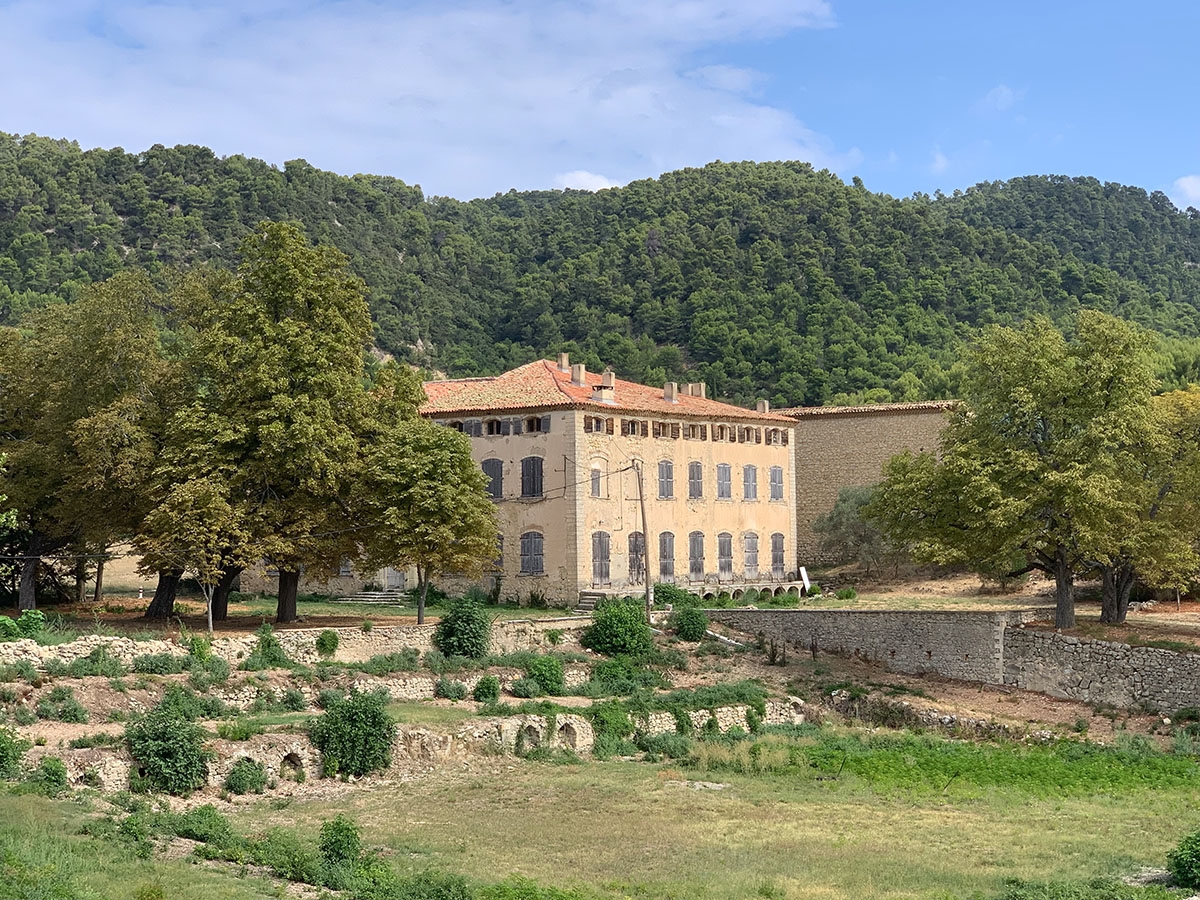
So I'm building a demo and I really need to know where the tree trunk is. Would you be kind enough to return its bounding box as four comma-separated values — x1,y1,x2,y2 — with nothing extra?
1053,545,1075,630
210,567,241,622
417,566,428,625
18,530,43,611
74,555,87,604
143,569,182,619
1099,561,1136,625
276,569,299,624
92,556,105,604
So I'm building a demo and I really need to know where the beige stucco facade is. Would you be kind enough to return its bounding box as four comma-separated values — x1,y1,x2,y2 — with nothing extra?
782,402,954,564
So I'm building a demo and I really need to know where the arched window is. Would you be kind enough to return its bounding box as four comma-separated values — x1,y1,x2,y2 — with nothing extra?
659,532,675,579
628,531,645,585
744,533,759,579
592,531,611,585
520,532,544,575
520,456,544,498
771,533,785,578
688,531,705,581
718,532,733,579
481,458,503,499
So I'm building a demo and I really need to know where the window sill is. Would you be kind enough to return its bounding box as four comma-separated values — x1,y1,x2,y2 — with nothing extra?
517,572,547,578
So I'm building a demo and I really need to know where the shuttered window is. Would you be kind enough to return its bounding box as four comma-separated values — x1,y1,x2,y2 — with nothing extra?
628,532,645,585
771,533,785,578
688,461,703,499
769,465,784,501
743,465,758,501
718,532,733,578
592,531,611,585
658,460,674,499
688,531,705,580
744,533,759,578
659,532,675,578
520,457,544,498
520,532,544,575
716,464,732,499
482,459,503,499
590,467,602,497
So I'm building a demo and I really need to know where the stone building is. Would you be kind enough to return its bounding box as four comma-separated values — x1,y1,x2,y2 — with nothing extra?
422,354,799,604
779,401,955,564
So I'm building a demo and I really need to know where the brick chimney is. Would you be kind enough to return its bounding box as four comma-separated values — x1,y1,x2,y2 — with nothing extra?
571,363,587,386
557,352,570,372
664,382,678,402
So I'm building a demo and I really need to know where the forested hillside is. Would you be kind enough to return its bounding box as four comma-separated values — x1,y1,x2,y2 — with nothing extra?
4,132,1200,406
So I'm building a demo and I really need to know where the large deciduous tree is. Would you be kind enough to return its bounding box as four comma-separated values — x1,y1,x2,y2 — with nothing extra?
156,221,372,623
356,417,497,624
868,311,1158,629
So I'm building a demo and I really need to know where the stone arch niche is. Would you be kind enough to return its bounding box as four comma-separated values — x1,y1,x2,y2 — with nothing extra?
519,723,542,749
556,721,579,749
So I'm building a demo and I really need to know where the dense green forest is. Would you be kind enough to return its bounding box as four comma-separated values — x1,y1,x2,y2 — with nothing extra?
4,131,1200,406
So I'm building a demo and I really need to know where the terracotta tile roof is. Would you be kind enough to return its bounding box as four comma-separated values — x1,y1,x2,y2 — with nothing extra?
777,400,959,418
421,360,795,423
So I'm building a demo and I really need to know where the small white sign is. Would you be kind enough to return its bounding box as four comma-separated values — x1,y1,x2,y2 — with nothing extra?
799,566,810,591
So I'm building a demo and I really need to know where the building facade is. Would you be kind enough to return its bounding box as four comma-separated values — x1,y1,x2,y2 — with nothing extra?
422,354,798,604
780,401,954,564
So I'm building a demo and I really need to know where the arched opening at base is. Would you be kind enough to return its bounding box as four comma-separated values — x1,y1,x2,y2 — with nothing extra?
281,752,304,782
557,722,579,749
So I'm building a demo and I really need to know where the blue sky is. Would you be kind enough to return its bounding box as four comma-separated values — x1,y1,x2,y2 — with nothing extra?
1,0,1197,206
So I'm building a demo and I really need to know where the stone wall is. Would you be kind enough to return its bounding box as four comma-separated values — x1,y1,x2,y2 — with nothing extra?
707,608,1049,684
1003,628,1200,713
784,402,953,565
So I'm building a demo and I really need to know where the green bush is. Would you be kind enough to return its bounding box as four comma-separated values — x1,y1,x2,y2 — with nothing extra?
157,684,231,720
309,688,396,777
36,685,88,723
240,622,292,670
635,732,693,760
132,653,189,675
472,675,501,703
16,609,45,639
172,804,239,848
508,677,543,699
46,646,126,678
0,616,19,641
435,678,468,701
29,755,69,796
807,583,822,597
653,583,702,607
250,828,322,884
0,726,29,779
188,654,231,691
351,649,420,675
670,607,709,642
835,587,858,601
318,814,362,868
216,719,264,741
1169,830,1200,888
433,596,493,659
580,602,653,657
224,757,268,795
125,707,211,795
315,630,339,659
281,688,307,712
526,655,565,695
579,656,667,697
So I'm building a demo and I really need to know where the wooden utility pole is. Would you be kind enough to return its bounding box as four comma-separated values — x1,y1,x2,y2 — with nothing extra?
633,461,652,622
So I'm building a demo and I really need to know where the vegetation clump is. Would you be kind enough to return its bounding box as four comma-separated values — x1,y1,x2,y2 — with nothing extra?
0,725,29,779
525,655,565,695
315,629,339,659
434,678,469,701
309,688,396,777
35,685,88,723
670,607,709,642
224,757,268,795
580,601,653,658
433,595,493,659
125,704,212,795
1168,829,1200,889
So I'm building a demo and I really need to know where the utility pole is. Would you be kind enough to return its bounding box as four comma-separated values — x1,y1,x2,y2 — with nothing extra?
633,461,652,623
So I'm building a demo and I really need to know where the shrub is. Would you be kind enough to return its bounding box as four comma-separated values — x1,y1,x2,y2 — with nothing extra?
670,607,709,642
187,636,212,661
653,583,702,608
240,622,292,670
125,708,211,795
0,617,18,641
433,596,493,659
132,653,189,675
0,726,29,779
317,688,346,709
224,757,268,795
309,689,396,777
281,689,307,712
173,804,239,848
68,732,123,750
157,684,231,721
216,719,264,741
581,602,653,657
1169,830,1200,888
636,732,693,760
188,655,231,691
36,685,88,723
315,630,339,659
251,828,322,884
352,649,420,676
16,609,45,639
526,655,565,695
807,583,822,597
580,656,667,697
46,646,126,678
835,587,858,601
472,675,501,703
30,755,69,796
318,814,362,868
435,678,468,701
508,677,543,699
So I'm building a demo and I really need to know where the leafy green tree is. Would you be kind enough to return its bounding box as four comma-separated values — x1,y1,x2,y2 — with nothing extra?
356,418,497,624
812,485,904,574
868,311,1158,628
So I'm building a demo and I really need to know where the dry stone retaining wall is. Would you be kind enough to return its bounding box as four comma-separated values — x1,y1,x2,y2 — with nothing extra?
1003,628,1200,713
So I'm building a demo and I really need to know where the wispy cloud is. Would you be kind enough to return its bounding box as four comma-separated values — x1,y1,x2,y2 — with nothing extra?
976,83,1018,113
1172,175,1200,211
554,170,622,191
930,148,949,174
0,0,847,199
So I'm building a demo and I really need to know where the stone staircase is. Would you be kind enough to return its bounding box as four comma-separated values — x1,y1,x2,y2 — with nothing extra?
575,592,605,613
336,590,406,605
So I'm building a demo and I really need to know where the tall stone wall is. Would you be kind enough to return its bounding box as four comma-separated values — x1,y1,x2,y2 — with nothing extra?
785,403,952,565
707,608,1045,684
1003,628,1200,713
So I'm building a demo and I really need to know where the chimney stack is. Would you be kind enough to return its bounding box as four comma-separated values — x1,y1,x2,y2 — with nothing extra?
756,399,770,413
664,382,678,402
571,363,587,386
557,352,570,372
602,369,615,388
686,382,707,399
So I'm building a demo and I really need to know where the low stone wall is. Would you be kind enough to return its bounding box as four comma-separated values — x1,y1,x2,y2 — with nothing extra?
0,634,181,668
1003,628,1200,713
706,608,1051,684
634,698,806,736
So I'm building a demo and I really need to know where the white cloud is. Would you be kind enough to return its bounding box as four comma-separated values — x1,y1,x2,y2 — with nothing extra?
0,0,846,199
1172,175,1200,211
930,148,949,174
978,84,1017,112
554,170,623,191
